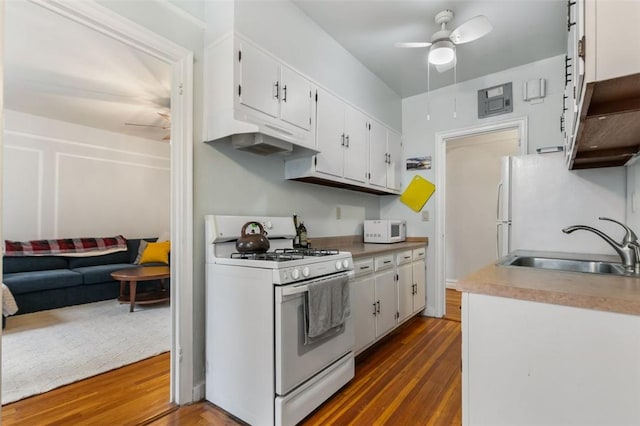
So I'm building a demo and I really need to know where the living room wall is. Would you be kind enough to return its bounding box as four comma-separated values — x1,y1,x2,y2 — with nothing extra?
3,110,170,241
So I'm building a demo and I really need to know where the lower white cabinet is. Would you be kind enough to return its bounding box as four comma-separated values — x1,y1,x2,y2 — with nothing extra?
352,246,427,355
462,292,640,425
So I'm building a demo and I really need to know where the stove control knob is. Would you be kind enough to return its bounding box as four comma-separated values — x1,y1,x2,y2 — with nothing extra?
335,261,343,270
342,259,350,269
264,221,273,230
302,267,310,277
291,269,300,280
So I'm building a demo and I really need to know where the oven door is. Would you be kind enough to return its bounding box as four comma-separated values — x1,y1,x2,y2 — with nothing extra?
274,271,354,396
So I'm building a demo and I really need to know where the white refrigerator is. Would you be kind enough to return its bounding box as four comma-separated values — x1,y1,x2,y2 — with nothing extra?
497,153,627,257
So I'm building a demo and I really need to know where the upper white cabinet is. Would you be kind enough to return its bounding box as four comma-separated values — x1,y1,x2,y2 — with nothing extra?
369,121,402,192
315,88,368,184
564,0,640,169
203,34,317,155
285,92,402,195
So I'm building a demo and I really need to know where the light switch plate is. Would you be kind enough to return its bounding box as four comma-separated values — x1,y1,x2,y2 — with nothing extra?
422,211,429,221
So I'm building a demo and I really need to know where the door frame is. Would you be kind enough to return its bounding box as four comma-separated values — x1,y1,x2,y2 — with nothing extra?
29,0,195,404
433,117,527,318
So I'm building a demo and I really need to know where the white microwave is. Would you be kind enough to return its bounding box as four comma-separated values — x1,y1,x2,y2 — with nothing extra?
364,220,406,244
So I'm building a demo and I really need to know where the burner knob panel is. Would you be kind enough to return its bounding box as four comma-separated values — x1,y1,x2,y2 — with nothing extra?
342,260,350,269
335,261,343,270
292,269,300,280
302,267,310,277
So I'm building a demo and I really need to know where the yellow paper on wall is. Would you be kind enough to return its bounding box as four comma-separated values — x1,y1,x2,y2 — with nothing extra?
400,175,436,212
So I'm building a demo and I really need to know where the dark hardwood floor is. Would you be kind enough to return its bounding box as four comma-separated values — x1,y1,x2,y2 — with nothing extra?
2,317,462,425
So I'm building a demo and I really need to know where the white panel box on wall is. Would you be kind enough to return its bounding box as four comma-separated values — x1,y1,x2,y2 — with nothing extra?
523,78,546,102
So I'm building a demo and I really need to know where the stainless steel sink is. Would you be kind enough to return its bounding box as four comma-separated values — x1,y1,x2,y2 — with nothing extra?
498,252,628,276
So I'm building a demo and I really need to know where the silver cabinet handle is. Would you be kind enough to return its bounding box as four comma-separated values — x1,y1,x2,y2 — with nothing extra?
372,302,377,316
376,300,381,314
274,81,279,100
341,133,345,146
282,84,287,102
345,135,350,147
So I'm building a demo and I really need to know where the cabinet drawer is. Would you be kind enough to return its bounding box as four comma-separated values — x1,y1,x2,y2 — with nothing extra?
396,250,413,266
374,254,394,271
412,247,426,261
353,258,374,277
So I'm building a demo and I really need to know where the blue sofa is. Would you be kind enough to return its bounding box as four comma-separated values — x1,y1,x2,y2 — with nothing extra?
3,238,165,316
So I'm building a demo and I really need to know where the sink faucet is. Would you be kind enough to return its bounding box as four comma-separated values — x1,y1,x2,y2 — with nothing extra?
562,217,640,274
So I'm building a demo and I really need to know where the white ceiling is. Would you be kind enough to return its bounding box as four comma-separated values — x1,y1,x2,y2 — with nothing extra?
4,1,567,139
294,0,567,97
4,0,171,142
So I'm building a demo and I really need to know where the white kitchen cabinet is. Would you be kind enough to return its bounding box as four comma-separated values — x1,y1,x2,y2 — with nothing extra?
238,42,313,132
203,34,316,153
396,250,414,322
352,246,427,355
462,292,640,425
411,248,426,313
373,254,398,338
352,259,376,354
563,0,640,169
315,87,368,184
369,120,402,191
397,248,426,322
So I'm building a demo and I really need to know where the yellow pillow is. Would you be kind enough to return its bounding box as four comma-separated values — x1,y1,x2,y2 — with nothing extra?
139,241,171,265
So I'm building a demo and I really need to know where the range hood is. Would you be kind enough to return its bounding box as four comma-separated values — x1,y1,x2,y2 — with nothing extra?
205,108,320,158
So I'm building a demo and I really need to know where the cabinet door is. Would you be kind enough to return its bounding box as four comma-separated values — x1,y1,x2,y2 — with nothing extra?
369,120,388,188
315,88,344,178
343,105,368,183
397,263,413,322
280,65,312,131
412,259,426,312
238,42,279,118
594,0,640,81
353,274,376,354
387,130,402,191
374,270,397,337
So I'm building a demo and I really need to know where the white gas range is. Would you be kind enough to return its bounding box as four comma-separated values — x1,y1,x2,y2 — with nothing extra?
204,215,355,426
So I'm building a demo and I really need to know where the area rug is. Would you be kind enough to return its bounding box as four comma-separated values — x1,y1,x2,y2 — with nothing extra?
1,300,170,404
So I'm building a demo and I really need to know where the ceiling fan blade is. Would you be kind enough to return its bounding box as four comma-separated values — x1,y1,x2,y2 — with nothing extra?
394,41,432,48
435,55,457,73
449,15,492,44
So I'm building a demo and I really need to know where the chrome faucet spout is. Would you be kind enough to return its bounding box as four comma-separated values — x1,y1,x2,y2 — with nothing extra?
562,222,639,274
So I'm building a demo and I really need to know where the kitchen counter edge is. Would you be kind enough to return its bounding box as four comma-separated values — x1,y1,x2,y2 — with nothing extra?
457,262,640,316
311,237,428,259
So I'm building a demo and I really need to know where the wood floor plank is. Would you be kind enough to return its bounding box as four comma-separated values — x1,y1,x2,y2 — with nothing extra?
3,317,461,425
445,288,462,322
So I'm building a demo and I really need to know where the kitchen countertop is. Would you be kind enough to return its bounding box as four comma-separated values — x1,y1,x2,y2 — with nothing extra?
457,253,640,316
310,236,428,259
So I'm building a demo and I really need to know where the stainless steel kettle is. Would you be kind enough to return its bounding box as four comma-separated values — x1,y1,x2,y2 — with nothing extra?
236,221,270,253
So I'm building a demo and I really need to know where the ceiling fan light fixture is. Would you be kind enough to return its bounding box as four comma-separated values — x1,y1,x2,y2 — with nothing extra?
428,40,455,65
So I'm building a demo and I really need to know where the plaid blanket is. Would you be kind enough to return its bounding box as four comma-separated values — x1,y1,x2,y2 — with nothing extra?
4,235,127,257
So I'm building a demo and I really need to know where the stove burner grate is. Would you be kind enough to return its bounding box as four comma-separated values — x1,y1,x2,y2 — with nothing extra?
230,251,305,262
275,248,340,257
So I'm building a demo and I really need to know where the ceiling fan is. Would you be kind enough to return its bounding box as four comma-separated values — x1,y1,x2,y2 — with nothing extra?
395,10,492,72
125,112,171,141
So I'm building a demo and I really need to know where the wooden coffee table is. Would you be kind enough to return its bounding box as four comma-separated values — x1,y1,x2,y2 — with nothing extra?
111,266,170,312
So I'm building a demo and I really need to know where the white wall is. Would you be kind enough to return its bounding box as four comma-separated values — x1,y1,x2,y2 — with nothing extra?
380,54,628,316
627,160,640,231
3,110,170,241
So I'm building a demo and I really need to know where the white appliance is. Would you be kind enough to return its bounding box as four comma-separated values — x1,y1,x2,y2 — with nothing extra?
497,153,626,257
364,219,407,243
204,215,355,426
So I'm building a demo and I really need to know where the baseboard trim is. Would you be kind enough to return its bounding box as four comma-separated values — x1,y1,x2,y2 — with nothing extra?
192,382,206,402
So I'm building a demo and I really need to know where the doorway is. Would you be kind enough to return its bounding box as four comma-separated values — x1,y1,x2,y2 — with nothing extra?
1,0,193,405
434,118,527,318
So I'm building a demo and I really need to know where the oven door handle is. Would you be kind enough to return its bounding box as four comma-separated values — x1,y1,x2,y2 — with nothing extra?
280,271,353,296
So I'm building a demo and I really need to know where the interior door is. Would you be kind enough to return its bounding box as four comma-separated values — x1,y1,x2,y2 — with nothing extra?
369,120,387,188
315,88,344,178
279,65,312,131
238,42,279,118
343,105,368,183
